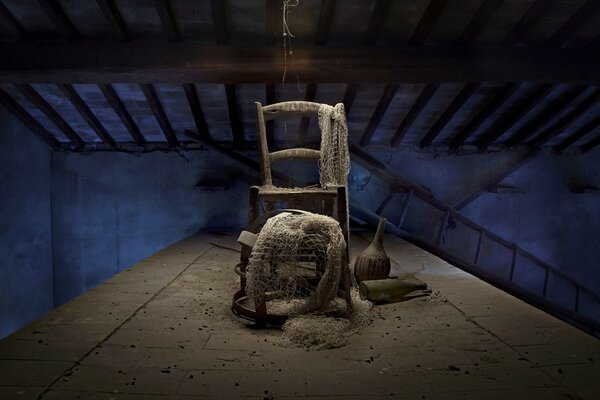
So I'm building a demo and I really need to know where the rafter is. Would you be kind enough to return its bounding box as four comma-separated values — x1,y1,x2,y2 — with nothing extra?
315,0,337,45
342,84,358,115
37,0,81,41
0,87,60,149
2,44,600,84
457,0,504,45
299,84,318,143
420,83,479,148
409,0,449,45
0,1,29,40
504,86,586,147
154,0,181,42
16,84,84,149
528,89,600,147
183,83,211,141
265,83,276,145
363,0,394,45
57,84,116,148
545,0,600,47
98,84,146,146
554,115,600,152
265,0,280,45
579,133,600,153
449,83,518,149
453,149,539,210
375,191,396,215
360,84,399,146
502,0,549,45
96,0,131,41
140,84,178,147
475,83,553,148
225,84,244,148
210,0,228,45
391,84,438,147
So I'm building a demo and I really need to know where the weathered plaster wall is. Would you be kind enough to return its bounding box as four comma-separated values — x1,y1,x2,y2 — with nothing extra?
461,150,600,294
0,109,54,339
353,147,600,299
50,150,250,305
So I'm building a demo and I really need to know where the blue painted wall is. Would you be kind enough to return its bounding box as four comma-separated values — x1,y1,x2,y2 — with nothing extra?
461,150,600,294
354,147,600,301
0,109,54,339
2,100,599,337
51,150,249,305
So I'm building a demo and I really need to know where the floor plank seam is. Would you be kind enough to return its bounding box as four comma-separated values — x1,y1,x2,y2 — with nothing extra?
36,244,216,400
443,298,580,395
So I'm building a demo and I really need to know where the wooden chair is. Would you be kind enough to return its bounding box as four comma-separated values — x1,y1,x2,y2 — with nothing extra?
237,101,352,323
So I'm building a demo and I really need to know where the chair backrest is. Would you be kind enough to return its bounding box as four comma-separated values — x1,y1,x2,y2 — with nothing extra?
255,101,323,186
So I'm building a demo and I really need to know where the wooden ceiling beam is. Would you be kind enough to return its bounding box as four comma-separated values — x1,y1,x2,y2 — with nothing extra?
457,0,504,45
140,83,179,147
504,86,586,147
299,84,318,143
409,0,449,45
183,83,211,141
363,0,394,45
37,0,81,41
225,84,244,148
16,84,84,149
475,83,552,148
342,84,358,114
420,83,479,148
154,0,181,42
265,83,276,145
391,84,438,147
96,0,131,41
98,83,146,146
265,0,279,45
2,44,599,84
210,0,228,45
545,1,600,47
528,89,600,147
0,2,29,40
315,0,337,45
0,87,60,149
453,148,539,210
360,84,399,146
449,82,518,149
57,84,116,148
579,132,600,153
502,0,549,45
554,114,600,152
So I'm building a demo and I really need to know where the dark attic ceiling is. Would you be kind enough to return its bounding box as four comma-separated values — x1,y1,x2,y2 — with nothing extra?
0,0,600,154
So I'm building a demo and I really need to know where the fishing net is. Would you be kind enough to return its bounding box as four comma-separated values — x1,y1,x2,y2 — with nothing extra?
275,289,373,350
318,103,350,189
245,211,346,315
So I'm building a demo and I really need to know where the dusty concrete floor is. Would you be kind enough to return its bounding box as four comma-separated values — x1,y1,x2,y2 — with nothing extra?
0,232,598,400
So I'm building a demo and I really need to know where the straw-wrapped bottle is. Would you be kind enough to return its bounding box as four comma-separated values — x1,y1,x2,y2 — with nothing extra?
353,218,391,283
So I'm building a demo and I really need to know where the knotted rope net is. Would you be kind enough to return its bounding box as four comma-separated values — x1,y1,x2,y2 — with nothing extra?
318,103,350,189
245,211,372,350
245,212,345,315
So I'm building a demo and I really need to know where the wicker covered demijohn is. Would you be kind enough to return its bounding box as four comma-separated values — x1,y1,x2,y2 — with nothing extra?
353,218,391,283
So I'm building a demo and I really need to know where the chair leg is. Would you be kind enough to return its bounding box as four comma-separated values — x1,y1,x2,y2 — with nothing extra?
241,187,261,293
254,297,268,326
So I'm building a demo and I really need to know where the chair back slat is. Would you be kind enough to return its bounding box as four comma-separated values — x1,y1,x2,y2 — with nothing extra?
270,148,320,163
262,101,321,121
256,101,326,186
